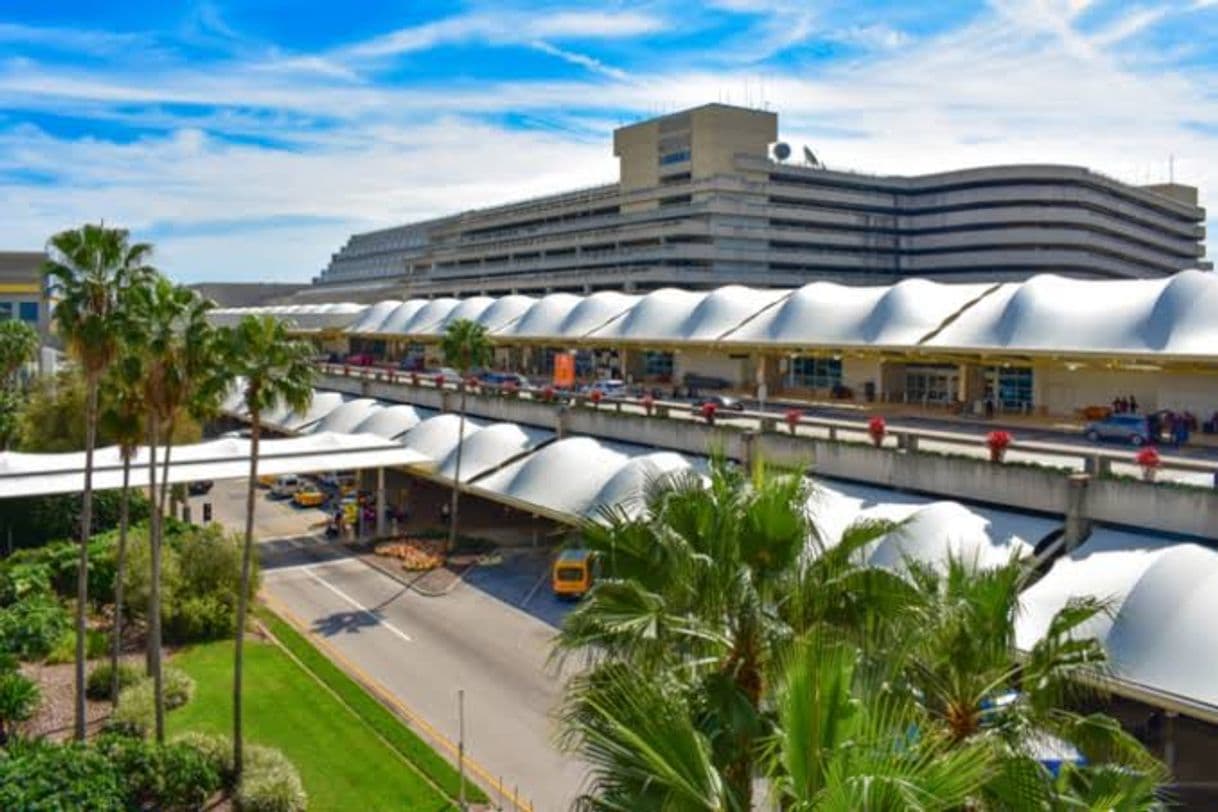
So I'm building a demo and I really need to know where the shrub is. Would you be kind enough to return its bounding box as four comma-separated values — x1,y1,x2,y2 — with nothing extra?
106,679,154,737
164,666,196,710
97,734,220,811
86,661,142,701
0,594,70,660
0,739,125,811
172,731,234,785
986,429,1014,461
867,415,887,447
46,626,108,665
236,745,308,812
0,562,52,606
165,595,235,643
0,670,40,743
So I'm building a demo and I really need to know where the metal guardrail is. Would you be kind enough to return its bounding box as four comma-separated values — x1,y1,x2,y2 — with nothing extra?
317,363,1218,483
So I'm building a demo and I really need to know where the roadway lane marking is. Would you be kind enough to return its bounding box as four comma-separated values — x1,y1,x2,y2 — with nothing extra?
300,565,414,644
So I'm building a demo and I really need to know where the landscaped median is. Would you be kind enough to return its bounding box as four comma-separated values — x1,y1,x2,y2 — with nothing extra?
162,601,485,810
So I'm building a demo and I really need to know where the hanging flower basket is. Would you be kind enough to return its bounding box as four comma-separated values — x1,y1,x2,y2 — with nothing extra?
700,401,718,425
434,373,445,388
589,389,603,409
784,408,803,435
867,416,886,448
1136,446,1161,482
641,393,655,416
986,430,1013,462
541,385,555,403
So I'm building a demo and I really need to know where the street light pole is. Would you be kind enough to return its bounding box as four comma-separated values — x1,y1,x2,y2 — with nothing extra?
458,688,466,809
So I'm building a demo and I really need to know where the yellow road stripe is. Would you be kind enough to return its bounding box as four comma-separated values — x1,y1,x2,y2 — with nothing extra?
262,592,534,811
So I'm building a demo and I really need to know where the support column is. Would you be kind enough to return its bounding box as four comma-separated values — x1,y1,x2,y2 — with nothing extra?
375,467,386,538
1063,473,1091,551
1164,711,1177,773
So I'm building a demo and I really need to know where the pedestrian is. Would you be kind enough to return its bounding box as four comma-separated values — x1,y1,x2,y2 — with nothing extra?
440,501,451,525
1128,395,1138,414
1148,411,1161,443
1112,396,1121,414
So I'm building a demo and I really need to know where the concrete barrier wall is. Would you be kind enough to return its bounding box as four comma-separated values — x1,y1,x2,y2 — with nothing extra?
317,373,1218,539
1085,479,1218,539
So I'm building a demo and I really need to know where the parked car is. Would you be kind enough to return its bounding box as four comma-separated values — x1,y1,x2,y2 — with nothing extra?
691,395,745,413
220,429,250,440
187,480,213,496
345,353,375,367
270,474,302,499
431,366,462,381
683,373,731,391
479,371,530,389
398,356,425,372
293,485,327,508
1084,414,1151,446
582,379,627,398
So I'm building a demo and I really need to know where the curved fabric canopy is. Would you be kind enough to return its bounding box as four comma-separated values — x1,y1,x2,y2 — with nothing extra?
926,270,1218,356
351,404,436,439
432,422,553,482
307,398,384,435
808,480,1054,573
209,302,365,332
1016,528,1218,708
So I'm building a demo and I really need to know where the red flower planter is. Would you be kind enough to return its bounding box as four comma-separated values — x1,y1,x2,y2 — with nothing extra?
986,430,1013,462
867,416,886,448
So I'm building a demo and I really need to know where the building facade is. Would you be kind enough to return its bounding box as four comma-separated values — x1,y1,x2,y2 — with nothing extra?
0,252,48,336
311,104,1208,299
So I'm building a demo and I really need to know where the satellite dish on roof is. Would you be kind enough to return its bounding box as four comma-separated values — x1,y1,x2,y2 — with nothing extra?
803,146,820,167
772,142,791,161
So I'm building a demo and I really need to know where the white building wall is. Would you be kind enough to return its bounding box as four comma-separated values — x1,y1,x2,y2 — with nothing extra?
1036,366,1218,416
843,357,884,396
675,349,749,387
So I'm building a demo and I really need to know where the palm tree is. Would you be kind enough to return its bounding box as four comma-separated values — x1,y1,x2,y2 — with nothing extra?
555,460,909,808
220,314,313,783
99,352,145,707
0,320,38,389
561,634,996,811
895,557,1164,805
123,277,224,742
439,318,492,552
42,223,153,741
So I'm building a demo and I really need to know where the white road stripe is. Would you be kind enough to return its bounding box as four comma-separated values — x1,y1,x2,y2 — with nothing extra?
297,565,414,644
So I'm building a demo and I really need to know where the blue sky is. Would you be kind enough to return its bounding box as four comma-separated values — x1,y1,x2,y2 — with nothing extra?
2,0,1216,282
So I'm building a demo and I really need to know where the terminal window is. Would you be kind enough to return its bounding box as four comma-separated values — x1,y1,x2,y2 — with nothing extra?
789,357,842,389
643,351,674,380
18,302,37,323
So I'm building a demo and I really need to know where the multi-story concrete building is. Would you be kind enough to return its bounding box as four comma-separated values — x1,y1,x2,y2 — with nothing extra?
310,104,1208,300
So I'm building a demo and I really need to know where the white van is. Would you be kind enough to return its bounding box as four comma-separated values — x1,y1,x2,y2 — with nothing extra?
270,474,301,499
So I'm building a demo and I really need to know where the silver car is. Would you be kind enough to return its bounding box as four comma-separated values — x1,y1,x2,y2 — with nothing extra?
1084,414,1151,446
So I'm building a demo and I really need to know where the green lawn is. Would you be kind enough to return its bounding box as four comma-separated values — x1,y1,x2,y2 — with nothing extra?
167,635,453,811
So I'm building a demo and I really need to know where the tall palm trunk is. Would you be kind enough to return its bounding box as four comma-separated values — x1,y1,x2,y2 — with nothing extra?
147,410,165,743
233,417,261,785
74,373,99,741
446,384,466,553
157,417,176,521
109,453,132,707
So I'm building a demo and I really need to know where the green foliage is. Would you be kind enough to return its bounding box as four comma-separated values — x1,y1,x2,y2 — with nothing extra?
0,488,149,552
0,532,122,606
235,745,308,812
0,320,38,389
164,666,196,710
441,317,493,375
0,670,40,742
123,523,255,644
45,626,108,665
107,679,155,737
0,739,126,811
96,733,221,811
171,730,235,785
86,661,142,701
0,595,70,660
0,561,52,606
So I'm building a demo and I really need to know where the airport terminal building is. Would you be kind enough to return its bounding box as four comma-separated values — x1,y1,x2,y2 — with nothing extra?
308,104,1209,301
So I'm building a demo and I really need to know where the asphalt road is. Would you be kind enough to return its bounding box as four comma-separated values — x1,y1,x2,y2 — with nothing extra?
204,481,586,811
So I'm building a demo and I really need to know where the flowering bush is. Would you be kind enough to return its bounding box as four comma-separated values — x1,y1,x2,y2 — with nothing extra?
867,416,886,447
434,373,445,388
1136,446,1161,482
375,538,445,571
541,385,555,403
589,389,603,408
986,430,1013,462
784,408,803,434
641,393,655,415
465,376,479,392
700,401,718,424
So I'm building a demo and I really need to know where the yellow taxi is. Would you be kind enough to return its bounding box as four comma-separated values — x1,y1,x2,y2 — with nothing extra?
257,473,277,488
293,485,327,508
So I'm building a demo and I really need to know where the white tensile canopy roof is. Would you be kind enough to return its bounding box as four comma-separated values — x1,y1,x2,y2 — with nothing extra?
1016,528,1218,710
261,269,1215,358
0,433,430,498
923,270,1218,356
351,404,436,439
808,480,1055,573
306,398,384,435
262,391,349,433
432,423,553,483
469,436,705,521
209,303,366,332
